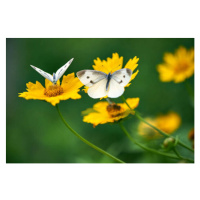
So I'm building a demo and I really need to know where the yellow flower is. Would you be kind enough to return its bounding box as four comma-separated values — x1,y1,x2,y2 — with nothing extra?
19,73,83,106
157,46,194,83
138,112,181,139
82,98,140,127
83,53,139,95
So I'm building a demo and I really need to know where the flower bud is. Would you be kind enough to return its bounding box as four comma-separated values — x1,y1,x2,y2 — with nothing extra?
163,137,175,149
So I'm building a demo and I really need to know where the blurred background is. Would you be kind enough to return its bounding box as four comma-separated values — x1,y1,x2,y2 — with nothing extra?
6,38,194,163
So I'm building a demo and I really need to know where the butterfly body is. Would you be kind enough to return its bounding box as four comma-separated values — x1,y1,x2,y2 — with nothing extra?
106,73,112,91
30,58,74,84
52,73,56,84
77,68,132,99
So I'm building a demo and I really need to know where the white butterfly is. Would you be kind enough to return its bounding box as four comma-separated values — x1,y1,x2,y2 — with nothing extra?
30,58,74,84
76,68,132,98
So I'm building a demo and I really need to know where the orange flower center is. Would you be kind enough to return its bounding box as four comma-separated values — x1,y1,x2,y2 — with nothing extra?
44,85,64,97
174,61,189,73
107,103,125,117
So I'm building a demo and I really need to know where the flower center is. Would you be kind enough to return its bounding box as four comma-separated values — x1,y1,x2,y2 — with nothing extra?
107,103,125,117
174,62,189,73
44,85,64,97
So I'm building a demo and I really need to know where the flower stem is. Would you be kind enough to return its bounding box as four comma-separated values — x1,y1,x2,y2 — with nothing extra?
121,95,194,153
173,148,194,163
56,105,125,163
106,97,113,104
119,122,184,160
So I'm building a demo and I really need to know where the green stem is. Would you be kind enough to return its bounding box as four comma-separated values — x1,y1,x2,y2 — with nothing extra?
173,148,194,163
119,122,182,160
106,97,113,104
56,105,125,163
121,95,194,152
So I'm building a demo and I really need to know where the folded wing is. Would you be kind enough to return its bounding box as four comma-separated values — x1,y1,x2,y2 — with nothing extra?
55,58,74,81
30,65,53,82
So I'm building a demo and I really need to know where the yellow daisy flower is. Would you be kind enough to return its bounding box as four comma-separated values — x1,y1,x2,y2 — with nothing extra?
138,112,181,139
83,53,139,95
157,46,194,83
82,98,140,127
19,73,83,106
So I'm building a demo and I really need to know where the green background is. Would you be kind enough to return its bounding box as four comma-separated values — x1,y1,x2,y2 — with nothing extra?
6,38,194,163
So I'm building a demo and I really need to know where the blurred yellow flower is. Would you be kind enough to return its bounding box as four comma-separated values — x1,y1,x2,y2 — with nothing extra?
83,53,139,95
19,73,83,106
157,46,194,83
83,98,140,127
138,112,181,139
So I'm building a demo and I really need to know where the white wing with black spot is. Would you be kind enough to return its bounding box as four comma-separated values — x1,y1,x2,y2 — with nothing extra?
76,70,107,87
87,78,108,99
112,68,132,87
30,65,53,82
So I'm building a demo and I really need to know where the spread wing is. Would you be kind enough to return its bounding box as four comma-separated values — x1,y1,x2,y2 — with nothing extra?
30,65,53,82
107,68,132,98
111,68,132,87
87,78,108,99
55,58,74,81
107,78,125,98
76,70,107,87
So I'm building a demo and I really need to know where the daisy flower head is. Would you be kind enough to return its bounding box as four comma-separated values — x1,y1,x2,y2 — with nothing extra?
138,111,181,139
19,73,83,106
157,46,194,83
82,97,140,127
77,53,139,99
19,59,83,106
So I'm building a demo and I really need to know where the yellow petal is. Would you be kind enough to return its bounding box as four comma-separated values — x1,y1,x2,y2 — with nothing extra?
124,56,139,71
157,64,174,82
92,53,123,74
119,97,140,110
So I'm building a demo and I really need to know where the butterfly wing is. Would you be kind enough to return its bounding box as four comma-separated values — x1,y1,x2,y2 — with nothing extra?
107,68,132,98
107,78,125,98
77,70,107,87
30,65,53,82
87,78,108,98
55,58,74,81
77,70,108,99
111,68,132,87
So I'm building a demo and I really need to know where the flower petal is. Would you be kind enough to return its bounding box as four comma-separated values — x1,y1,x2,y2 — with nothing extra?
124,56,139,71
